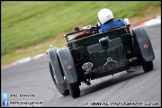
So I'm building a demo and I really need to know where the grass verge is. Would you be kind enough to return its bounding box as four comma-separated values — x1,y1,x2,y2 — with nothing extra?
1,1,161,65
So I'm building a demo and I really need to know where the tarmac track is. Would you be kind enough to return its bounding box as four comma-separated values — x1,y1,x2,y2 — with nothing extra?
1,24,161,107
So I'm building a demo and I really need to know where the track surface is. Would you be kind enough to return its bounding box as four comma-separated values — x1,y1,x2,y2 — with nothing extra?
1,24,161,107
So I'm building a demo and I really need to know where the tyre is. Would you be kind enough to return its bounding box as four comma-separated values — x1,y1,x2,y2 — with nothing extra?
49,62,69,96
67,82,80,98
141,61,153,72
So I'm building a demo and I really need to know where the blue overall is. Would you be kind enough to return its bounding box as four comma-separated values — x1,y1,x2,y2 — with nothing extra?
99,19,125,33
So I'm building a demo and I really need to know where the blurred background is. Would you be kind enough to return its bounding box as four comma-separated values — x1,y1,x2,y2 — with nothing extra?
1,1,161,65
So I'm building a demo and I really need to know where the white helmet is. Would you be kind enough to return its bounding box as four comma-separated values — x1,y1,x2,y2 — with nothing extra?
98,8,114,25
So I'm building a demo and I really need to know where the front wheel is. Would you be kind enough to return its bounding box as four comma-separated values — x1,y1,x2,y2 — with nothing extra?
67,82,80,98
141,61,153,73
49,62,69,96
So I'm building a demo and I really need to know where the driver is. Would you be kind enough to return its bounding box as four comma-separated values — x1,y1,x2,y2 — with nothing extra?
98,8,125,33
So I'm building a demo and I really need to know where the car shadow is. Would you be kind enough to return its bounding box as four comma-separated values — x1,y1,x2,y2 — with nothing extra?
80,69,146,97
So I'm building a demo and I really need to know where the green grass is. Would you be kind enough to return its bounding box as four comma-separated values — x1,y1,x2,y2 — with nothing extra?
1,1,161,65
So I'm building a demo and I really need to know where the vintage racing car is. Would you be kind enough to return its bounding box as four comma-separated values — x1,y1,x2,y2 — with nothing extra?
47,19,155,98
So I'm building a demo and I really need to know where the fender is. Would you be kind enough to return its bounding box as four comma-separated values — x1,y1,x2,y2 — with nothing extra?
48,47,66,85
132,26,155,62
57,48,79,84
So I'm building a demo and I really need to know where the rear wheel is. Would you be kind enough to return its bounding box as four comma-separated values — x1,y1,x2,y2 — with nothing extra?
141,61,153,73
49,62,69,96
67,82,80,98
57,48,81,98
